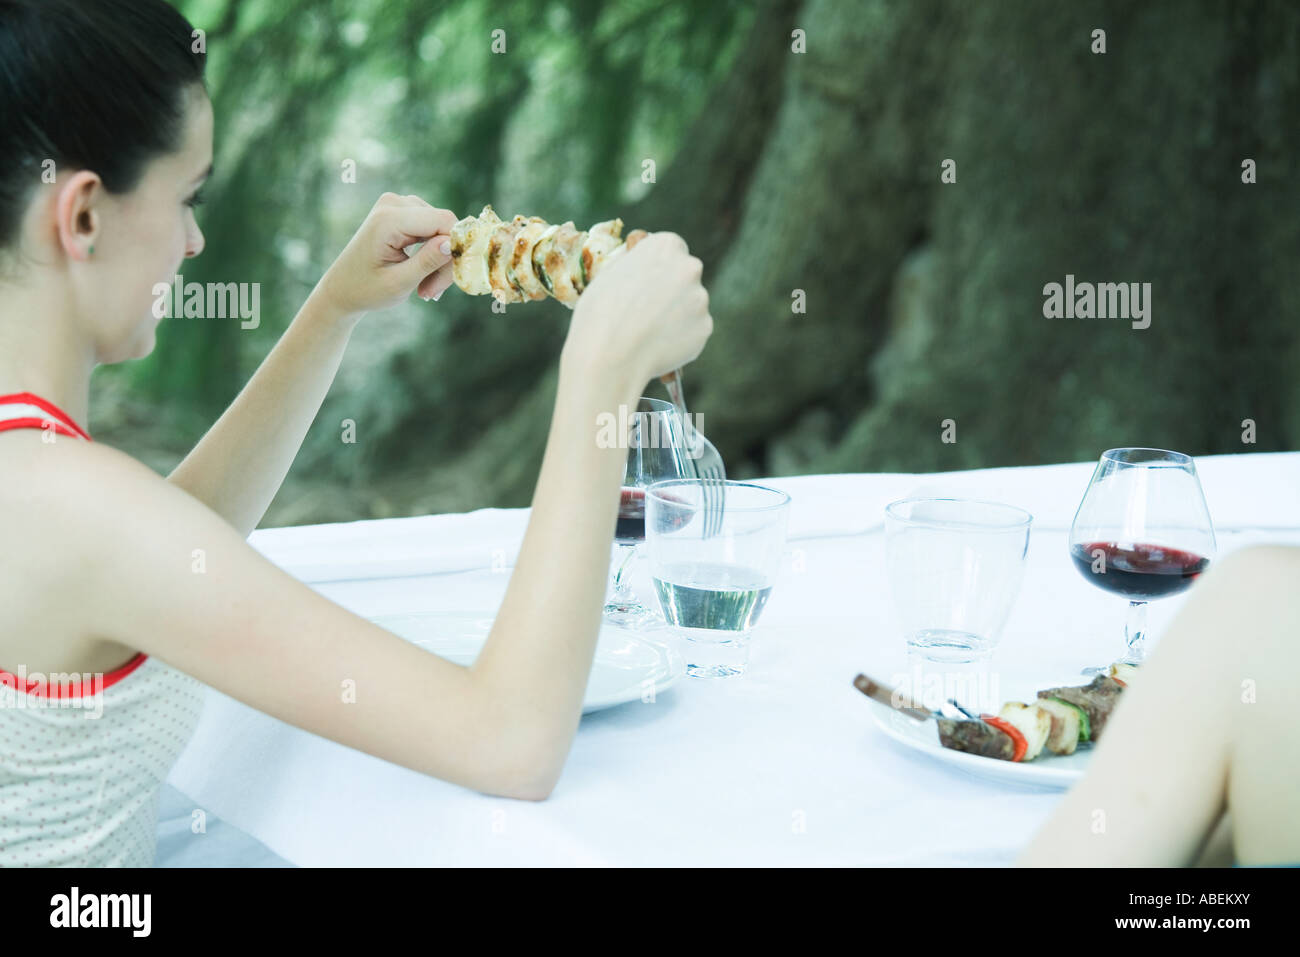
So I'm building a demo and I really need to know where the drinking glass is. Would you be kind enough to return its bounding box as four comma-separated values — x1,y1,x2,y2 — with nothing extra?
1068,448,1216,667
604,397,695,627
644,480,790,677
884,498,1032,662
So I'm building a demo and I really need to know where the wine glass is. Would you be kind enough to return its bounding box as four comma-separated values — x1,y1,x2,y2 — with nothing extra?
604,397,695,628
1068,448,1216,669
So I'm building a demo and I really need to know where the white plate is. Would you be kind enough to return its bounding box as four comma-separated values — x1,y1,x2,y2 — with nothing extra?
872,708,1091,789
370,612,685,713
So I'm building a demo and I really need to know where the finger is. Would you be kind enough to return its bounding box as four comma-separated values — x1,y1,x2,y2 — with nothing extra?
403,234,454,284
391,205,458,241
649,231,688,254
416,262,455,301
380,193,432,207
691,285,710,314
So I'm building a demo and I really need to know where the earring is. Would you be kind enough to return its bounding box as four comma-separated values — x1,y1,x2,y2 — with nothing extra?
88,245,95,256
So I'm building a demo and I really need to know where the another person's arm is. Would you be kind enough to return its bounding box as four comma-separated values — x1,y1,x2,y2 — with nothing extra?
167,194,457,537
1020,545,1300,866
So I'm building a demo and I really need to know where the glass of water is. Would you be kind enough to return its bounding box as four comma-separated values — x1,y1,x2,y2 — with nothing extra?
884,498,1032,663
644,480,791,678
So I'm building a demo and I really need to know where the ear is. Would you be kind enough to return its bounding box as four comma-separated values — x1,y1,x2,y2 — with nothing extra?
54,170,103,262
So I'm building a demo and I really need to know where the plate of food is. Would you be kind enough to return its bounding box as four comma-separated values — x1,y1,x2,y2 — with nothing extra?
856,664,1137,788
370,611,685,713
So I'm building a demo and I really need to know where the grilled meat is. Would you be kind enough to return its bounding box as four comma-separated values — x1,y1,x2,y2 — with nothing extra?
1037,675,1124,741
937,717,1016,761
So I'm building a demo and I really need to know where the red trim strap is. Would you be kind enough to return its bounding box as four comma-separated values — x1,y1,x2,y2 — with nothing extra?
0,652,148,699
0,391,92,440
0,417,84,440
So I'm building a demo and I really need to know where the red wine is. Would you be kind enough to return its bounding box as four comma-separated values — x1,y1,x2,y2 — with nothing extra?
1070,542,1209,600
615,487,646,543
615,486,694,544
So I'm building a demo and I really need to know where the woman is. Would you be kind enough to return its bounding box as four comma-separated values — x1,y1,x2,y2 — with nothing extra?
0,0,711,866
1021,544,1300,867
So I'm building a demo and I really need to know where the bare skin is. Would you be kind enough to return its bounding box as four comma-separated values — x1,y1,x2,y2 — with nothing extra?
1020,544,1300,866
0,85,712,800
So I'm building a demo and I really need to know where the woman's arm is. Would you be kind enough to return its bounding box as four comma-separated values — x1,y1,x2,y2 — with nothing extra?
70,357,635,798
167,195,457,537
166,290,363,537
62,230,709,800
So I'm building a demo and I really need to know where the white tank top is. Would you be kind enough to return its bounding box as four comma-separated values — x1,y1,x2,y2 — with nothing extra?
0,392,206,866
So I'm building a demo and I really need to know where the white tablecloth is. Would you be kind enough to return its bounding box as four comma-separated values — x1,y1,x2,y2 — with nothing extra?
155,783,292,867
163,452,1300,866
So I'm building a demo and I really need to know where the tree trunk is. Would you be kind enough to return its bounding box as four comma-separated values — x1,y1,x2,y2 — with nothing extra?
294,0,1300,518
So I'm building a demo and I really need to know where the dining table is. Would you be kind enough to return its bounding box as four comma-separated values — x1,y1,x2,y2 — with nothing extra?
157,451,1300,866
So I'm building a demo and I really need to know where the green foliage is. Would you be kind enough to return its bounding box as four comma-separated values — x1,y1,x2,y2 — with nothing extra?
91,0,1299,528
93,0,753,519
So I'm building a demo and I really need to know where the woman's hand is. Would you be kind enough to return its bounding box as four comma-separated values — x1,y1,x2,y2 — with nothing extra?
562,231,713,387
315,193,459,321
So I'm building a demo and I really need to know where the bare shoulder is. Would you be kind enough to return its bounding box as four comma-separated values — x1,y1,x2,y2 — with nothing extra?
0,432,217,671
0,431,255,621
1,430,194,538
20,435,257,596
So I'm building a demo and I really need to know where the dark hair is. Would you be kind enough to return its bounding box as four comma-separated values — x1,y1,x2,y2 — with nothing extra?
0,0,207,251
